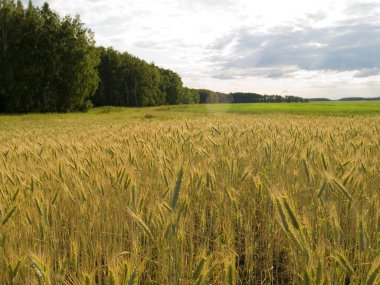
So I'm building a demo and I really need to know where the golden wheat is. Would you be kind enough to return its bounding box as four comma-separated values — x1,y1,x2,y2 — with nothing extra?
0,114,379,284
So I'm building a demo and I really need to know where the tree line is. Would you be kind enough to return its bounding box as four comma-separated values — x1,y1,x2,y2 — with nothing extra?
0,0,99,112
0,1,307,113
198,90,308,104
92,47,199,107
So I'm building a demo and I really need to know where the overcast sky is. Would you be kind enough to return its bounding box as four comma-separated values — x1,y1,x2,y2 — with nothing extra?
30,0,380,98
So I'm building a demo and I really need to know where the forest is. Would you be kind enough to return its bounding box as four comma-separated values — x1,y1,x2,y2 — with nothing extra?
0,0,306,113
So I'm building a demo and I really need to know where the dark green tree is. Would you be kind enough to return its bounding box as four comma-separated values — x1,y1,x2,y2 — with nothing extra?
0,1,99,112
161,69,184,105
93,50,189,107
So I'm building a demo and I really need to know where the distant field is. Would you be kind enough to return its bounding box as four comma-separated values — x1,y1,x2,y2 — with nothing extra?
1,101,379,123
157,101,380,116
0,105,379,284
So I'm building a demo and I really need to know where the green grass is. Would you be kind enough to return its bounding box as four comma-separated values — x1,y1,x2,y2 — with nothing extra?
157,101,380,116
0,101,378,124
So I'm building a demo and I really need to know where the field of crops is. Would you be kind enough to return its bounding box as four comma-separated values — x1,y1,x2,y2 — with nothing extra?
0,109,379,284
160,101,380,116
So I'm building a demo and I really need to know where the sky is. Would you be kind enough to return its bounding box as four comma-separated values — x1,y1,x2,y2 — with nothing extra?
29,0,380,99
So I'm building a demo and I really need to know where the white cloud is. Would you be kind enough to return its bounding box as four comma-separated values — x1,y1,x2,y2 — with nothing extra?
26,0,380,98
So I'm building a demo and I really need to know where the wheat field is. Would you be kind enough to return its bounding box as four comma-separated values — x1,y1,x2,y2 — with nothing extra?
0,113,379,284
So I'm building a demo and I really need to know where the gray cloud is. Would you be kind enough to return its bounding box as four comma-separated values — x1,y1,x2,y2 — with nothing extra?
175,0,234,9
212,66,298,80
134,39,198,51
90,16,131,36
25,0,48,7
206,1,380,79
134,40,166,50
208,19,380,79
345,1,380,16
354,68,380,78
306,11,327,22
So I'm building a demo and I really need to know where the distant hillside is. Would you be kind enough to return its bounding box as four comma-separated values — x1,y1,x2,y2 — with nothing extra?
309,97,380,102
309,98,332,101
338,97,380,101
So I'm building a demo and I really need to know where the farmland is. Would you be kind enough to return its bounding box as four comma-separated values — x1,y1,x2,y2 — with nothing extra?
160,101,380,116
0,103,379,284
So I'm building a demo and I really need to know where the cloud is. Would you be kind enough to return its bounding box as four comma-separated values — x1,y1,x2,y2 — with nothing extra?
26,0,47,7
134,39,196,50
354,68,380,78
212,66,298,80
306,11,327,22
345,1,380,16
134,41,166,50
208,19,380,79
175,0,235,9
